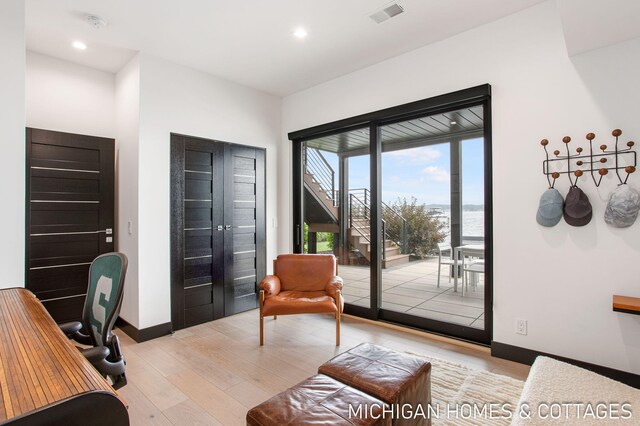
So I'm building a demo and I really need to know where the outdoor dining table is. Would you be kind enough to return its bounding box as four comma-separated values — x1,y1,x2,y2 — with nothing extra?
453,243,485,292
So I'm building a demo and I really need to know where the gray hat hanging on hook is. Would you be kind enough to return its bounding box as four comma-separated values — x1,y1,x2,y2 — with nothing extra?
536,146,564,227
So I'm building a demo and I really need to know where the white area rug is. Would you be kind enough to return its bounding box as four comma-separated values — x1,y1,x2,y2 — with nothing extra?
409,353,525,426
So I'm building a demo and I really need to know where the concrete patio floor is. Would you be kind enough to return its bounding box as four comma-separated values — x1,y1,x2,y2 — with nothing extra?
339,257,485,329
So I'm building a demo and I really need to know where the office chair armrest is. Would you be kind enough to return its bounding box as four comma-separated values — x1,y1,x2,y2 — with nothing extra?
59,321,93,345
325,276,344,299
80,346,110,364
59,321,82,335
259,275,281,297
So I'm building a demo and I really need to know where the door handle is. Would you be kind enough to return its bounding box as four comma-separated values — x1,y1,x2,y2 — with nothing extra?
216,225,224,231
224,225,232,230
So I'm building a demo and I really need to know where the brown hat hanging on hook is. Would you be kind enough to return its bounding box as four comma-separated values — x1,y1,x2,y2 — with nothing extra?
564,185,592,226
561,136,593,226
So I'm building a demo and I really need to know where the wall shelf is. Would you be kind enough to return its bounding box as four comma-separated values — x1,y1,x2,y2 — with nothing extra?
612,295,640,315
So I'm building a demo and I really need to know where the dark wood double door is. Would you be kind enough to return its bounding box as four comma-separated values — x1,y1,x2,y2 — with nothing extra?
25,128,115,323
170,134,265,330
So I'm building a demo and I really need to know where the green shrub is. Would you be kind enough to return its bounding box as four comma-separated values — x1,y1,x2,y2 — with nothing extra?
384,197,447,258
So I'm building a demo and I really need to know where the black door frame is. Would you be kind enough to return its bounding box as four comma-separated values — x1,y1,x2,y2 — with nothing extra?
288,84,493,344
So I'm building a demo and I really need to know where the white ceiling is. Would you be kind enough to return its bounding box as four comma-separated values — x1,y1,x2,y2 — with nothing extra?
25,0,548,96
558,0,640,56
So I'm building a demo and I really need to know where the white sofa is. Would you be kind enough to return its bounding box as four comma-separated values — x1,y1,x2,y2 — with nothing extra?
511,356,639,425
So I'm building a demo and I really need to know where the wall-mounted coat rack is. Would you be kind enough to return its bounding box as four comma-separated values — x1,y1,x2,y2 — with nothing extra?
541,129,636,188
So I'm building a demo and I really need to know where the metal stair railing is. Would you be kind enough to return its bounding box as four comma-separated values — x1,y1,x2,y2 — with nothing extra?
304,147,337,206
348,188,409,260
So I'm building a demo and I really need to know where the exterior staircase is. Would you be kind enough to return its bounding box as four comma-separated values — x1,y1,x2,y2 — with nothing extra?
304,147,410,268
303,170,338,233
348,223,410,268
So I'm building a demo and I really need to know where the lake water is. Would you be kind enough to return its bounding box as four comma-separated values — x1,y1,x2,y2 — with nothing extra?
435,209,484,243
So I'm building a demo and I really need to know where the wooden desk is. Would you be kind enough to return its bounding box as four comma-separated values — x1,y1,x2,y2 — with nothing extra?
613,295,640,315
0,288,128,425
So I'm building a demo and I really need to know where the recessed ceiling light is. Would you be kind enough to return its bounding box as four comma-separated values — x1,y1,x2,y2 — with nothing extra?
450,121,457,125
293,27,308,39
72,41,87,50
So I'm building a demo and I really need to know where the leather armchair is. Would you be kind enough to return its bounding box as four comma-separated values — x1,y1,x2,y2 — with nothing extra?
259,254,343,346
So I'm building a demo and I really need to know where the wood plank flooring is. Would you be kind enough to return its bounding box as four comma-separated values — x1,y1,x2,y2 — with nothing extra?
117,310,529,425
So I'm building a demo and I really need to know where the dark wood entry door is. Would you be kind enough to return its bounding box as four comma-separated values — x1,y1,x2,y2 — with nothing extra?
26,128,115,323
170,135,265,330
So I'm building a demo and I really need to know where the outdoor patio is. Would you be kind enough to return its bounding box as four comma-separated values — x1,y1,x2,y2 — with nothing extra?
339,257,485,329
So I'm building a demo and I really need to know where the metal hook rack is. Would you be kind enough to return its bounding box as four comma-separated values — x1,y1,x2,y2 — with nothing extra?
541,129,636,188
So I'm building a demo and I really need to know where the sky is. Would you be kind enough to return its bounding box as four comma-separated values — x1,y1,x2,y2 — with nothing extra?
323,137,485,206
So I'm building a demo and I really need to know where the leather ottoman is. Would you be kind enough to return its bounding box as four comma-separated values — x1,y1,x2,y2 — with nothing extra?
318,343,432,426
246,374,391,425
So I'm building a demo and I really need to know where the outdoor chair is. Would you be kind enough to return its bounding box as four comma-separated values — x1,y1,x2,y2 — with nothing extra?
462,259,484,296
437,243,456,288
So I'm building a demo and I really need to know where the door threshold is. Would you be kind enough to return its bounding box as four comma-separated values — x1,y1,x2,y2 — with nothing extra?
342,313,490,354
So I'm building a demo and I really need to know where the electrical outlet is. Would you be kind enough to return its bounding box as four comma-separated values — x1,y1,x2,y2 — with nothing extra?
516,319,528,335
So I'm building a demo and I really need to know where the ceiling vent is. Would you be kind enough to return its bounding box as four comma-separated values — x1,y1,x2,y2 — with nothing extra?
369,4,404,24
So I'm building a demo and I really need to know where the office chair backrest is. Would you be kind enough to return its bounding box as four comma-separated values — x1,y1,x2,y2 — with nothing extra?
83,252,128,347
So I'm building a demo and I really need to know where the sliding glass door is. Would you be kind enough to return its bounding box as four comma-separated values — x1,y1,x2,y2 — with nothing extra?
290,85,492,343
378,107,487,339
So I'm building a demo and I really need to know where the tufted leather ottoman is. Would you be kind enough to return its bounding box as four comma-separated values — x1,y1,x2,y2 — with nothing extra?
246,374,391,425
318,343,432,426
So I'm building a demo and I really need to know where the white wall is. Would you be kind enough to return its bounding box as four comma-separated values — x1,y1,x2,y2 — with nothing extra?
136,54,281,328
281,0,640,373
26,51,115,138
115,55,141,327
0,0,25,288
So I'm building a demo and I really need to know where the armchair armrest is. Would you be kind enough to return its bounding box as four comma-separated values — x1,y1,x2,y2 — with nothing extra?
259,275,281,297
325,276,344,299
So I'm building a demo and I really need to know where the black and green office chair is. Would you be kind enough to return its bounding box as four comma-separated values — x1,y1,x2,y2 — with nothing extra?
60,252,128,389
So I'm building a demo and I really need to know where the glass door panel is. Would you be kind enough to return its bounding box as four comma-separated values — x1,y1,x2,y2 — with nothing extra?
379,105,488,338
343,153,371,309
302,129,371,311
461,137,485,329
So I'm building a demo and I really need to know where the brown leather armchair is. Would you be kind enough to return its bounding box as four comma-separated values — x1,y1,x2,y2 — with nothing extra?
259,254,344,346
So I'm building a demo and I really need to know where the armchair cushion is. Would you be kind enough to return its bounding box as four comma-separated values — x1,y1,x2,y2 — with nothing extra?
259,275,281,297
262,291,339,316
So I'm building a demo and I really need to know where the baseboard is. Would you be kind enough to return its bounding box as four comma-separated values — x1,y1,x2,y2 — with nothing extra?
115,317,172,343
491,341,640,389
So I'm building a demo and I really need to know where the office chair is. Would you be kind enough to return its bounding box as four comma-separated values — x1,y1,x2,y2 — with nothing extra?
59,252,128,389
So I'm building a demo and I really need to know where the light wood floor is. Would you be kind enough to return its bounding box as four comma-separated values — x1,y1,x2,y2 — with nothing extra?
117,310,529,426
